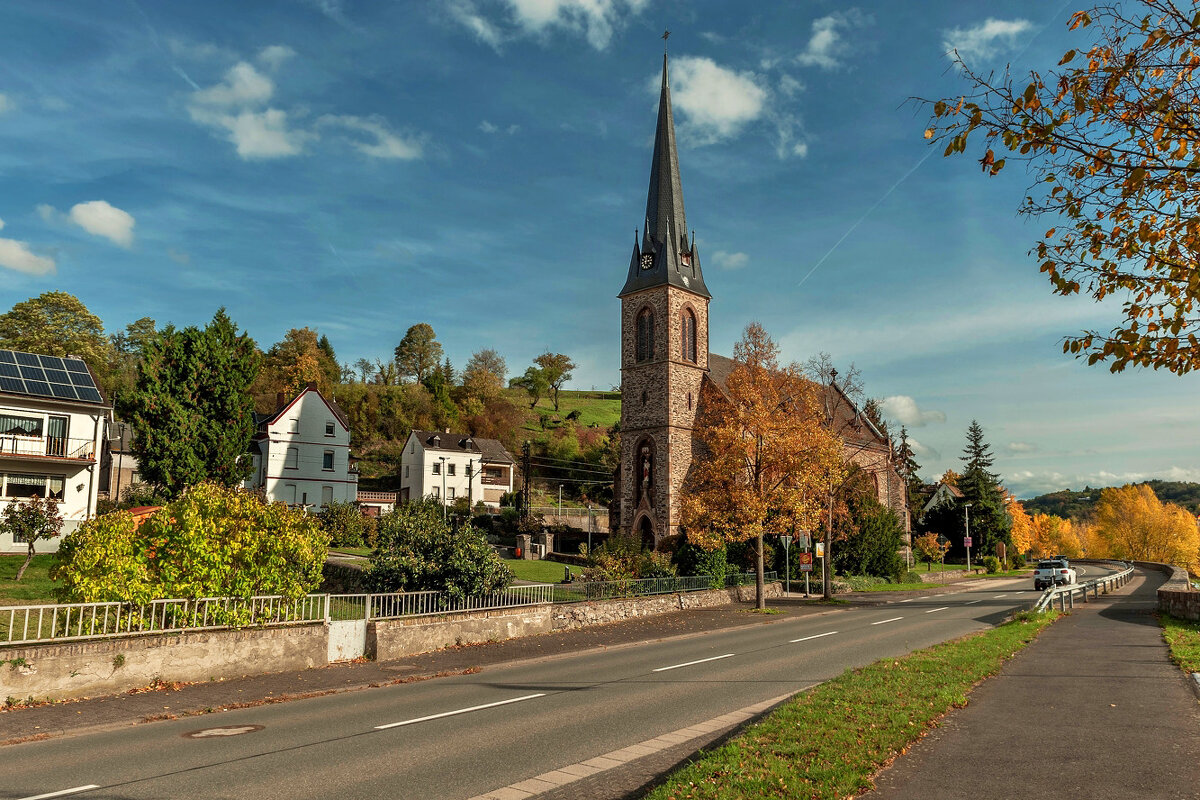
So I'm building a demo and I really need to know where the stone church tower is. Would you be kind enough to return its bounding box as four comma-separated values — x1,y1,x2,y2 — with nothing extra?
617,53,710,547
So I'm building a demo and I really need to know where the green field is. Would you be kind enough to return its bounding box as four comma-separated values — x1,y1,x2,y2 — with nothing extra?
503,558,573,584
505,388,622,433
0,554,59,606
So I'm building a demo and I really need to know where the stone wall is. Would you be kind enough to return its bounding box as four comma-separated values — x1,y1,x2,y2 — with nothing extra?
371,608,553,661
0,624,327,702
1149,562,1199,621
551,583,782,630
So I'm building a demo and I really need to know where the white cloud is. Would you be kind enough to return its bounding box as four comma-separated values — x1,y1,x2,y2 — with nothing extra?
1006,466,1200,498
479,120,519,135
909,437,940,461
712,250,749,270
0,93,13,114
664,56,768,144
223,109,310,159
191,61,275,108
449,0,648,51
1007,441,1038,454
943,18,1033,62
258,45,296,71
35,204,57,222
318,115,423,160
778,74,804,98
188,61,311,159
797,10,871,70
879,395,947,428
68,200,136,247
0,237,55,275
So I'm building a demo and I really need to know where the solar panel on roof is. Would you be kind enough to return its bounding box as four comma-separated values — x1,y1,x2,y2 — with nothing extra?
49,384,77,399
24,380,51,396
44,369,70,384
0,349,104,403
19,365,46,381
38,355,65,370
69,371,97,389
0,363,17,378
0,376,23,393
15,352,39,367
75,386,103,403
0,351,14,363
64,359,89,374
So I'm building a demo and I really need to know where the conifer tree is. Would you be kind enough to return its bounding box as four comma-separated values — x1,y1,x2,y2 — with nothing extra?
956,420,1011,558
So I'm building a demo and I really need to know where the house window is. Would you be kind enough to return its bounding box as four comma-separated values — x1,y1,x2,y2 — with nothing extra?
2,473,64,501
405,465,410,478
0,414,42,437
448,487,455,499
283,484,297,505
636,306,655,362
448,463,456,477
325,421,335,436
681,309,697,362
432,462,441,475
287,418,298,434
285,447,299,469
322,450,334,470
321,486,334,506
432,486,440,498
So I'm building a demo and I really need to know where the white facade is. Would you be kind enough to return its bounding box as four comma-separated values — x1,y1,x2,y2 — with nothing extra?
245,386,356,511
399,431,514,510
0,393,110,554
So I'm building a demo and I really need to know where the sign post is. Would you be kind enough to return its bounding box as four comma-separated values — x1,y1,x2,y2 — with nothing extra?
779,534,793,596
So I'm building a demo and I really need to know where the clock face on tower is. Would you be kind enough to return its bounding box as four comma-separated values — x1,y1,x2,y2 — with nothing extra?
640,253,654,270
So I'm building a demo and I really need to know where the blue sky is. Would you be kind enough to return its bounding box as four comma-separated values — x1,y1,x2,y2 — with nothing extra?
1,0,1196,498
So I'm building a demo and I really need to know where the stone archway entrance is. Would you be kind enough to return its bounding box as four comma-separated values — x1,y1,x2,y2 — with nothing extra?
638,514,655,550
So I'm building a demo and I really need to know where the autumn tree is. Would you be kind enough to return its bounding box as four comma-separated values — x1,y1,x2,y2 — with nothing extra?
462,348,507,401
913,531,949,571
1092,483,1200,570
258,327,335,403
533,352,576,411
0,291,110,377
940,469,961,487
682,323,844,609
0,495,63,581
925,2,1200,374
395,323,442,383
1006,493,1035,556
1029,513,1083,559
510,366,549,409
121,310,260,497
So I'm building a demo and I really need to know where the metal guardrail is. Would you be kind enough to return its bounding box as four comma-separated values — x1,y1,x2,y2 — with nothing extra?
1033,561,1136,612
2,571,771,646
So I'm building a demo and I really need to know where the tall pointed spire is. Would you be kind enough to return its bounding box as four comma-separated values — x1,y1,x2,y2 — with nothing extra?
619,45,709,299
644,52,686,250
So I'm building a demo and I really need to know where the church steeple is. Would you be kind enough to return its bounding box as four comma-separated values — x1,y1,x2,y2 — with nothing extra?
619,50,710,299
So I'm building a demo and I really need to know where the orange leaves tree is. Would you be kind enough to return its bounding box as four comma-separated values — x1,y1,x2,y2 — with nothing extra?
1092,483,1200,570
925,2,1200,373
1006,494,1035,557
681,323,844,609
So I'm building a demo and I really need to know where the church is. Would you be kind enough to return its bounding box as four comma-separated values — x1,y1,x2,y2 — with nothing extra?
613,52,908,548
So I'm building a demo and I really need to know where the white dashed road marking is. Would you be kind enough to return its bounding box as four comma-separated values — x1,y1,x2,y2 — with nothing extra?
18,787,100,800
965,599,982,605
925,607,949,614
872,617,903,626
374,694,545,730
790,631,838,643
653,654,736,672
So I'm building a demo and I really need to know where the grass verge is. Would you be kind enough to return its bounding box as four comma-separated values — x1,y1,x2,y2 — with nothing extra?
643,610,1058,800
0,554,59,605
503,558,571,584
1159,613,1200,674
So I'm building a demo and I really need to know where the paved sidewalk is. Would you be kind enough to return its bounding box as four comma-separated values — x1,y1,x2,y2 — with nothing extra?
0,588,907,745
866,569,1200,800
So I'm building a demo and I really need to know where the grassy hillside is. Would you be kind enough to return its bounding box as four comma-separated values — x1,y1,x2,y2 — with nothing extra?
505,388,622,435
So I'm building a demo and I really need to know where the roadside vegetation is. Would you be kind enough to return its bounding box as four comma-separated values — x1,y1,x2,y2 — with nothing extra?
0,555,58,605
502,559,573,584
644,611,1057,800
1159,614,1200,675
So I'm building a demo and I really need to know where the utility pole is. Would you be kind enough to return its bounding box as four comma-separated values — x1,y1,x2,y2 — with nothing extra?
467,460,474,510
521,441,531,522
558,484,563,520
964,502,973,571
440,456,447,523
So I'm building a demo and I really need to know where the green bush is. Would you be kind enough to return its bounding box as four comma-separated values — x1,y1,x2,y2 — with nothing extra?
320,500,368,547
843,575,891,591
982,555,1001,574
366,498,512,600
53,483,328,605
897,570,925,584
580,531,677,582
673,539,728,588
1010,552,1026,569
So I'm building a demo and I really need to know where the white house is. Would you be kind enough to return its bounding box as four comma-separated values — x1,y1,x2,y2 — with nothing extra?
921,480,964,519
399,430,514,510
244,384,356,511
0,349,110,554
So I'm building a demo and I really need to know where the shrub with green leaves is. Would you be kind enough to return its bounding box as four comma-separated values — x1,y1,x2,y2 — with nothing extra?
320,500,368,547
982,555,1001,574
52,483,329,605
673,539,728,588
365,498,512,600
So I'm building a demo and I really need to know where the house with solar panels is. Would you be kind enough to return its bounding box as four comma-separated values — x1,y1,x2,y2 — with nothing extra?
0,349,111,554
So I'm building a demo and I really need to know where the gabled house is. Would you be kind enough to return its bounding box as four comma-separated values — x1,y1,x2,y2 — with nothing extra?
920,480,964,518
399,430,514,510
244,383,356,511
0,349,110,553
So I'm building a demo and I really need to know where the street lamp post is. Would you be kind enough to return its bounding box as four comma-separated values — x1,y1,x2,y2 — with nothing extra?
558,484,563,520
964,502,973,571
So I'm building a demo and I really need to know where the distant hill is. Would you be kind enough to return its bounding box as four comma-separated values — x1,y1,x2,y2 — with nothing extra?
1023,480,1200,519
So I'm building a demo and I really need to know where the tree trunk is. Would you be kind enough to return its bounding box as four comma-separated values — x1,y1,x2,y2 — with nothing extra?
755,532,765,609
823,491,834,600
14,541,35,582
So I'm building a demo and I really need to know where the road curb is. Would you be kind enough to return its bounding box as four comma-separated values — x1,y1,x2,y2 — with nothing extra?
1191,672,1200,702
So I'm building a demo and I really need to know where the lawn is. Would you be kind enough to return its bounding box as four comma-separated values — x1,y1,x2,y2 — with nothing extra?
506,388,622,433
0,554,60,605
503,558,573,584
1160,613,1200,674
329,547,373,558
643,610,1058,800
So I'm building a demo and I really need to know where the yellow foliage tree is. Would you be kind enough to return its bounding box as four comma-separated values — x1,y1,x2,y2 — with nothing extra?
1029,513,1083,559
1092,484,1200,571
939,469,960,487
682,323,845,608
1005,494,1034,557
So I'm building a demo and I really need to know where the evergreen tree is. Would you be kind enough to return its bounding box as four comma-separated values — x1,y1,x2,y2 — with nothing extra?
121,309,260,497
955,420,1011,559
896,426,923,509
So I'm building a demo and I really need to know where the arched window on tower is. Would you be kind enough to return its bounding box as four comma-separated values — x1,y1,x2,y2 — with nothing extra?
636,306,655,362
681,309,697,363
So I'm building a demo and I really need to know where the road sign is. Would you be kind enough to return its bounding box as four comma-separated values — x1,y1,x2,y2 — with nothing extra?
798,552,813,572
815,542,825,558
780,535,793,550
964,536,973,547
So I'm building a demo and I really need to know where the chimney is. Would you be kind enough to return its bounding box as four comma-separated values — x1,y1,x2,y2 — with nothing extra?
276,392,285,409
445,428,451,434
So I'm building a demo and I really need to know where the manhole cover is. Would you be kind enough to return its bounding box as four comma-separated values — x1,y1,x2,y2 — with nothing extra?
183,724,264,739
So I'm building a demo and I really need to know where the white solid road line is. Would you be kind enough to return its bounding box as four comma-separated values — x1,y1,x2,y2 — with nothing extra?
925,607,949,613
965,599,982,605
994,594,1008,598
18,787,100,800
899,598,914,603
374,693,546,730
790,631,838,643
653,653,736,672
871,617,903,625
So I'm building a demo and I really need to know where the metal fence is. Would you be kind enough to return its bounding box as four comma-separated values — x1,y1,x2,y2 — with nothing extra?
1034,561,1135,612
1,571,778,647
1,594,327,646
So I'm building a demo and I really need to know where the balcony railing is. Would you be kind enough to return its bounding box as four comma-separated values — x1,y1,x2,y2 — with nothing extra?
0,435,96,461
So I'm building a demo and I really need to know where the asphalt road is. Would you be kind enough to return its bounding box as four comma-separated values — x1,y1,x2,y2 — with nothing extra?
0,568,1120,800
